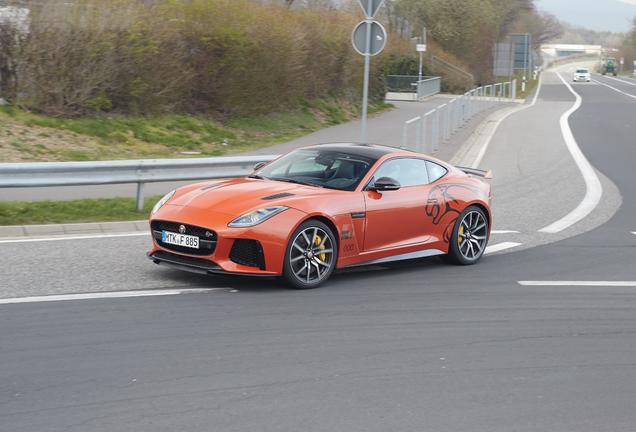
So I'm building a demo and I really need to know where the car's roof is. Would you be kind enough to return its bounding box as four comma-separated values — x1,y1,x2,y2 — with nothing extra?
300,143,407,159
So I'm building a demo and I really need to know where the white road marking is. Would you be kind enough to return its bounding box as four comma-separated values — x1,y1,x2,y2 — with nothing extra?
538,73,603,234
632,232,636,236
601,75,636,86
519,281,636,287
485,242,522,254
472,71,543,168
592,78,636,100
0,232,148,244
491,230,520,234
0,288,224,305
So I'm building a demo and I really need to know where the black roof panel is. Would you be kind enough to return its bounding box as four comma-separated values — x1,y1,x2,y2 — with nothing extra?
300,143,402,160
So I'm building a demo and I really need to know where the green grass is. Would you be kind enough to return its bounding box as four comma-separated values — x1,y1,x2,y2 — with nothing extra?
0,196,163,225
0,99,393,162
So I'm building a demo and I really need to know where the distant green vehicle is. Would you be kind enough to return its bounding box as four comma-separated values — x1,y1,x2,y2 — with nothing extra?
602,57,618,76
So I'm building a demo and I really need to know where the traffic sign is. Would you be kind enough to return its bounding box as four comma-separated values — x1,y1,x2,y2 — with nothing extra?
416,44,427,52
357,0,385,18
352,20,387,57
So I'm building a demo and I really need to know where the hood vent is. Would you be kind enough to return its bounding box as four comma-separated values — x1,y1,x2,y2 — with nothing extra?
262,192,295,200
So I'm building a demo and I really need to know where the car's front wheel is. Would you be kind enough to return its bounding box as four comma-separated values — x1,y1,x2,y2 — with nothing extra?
283,220,338,289
445,205,489,265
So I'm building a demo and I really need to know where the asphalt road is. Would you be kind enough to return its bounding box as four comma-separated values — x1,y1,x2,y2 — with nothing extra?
2,65,636,431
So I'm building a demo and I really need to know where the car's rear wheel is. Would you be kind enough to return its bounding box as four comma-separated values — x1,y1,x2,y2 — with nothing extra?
445,205,489,265
283,220,338,289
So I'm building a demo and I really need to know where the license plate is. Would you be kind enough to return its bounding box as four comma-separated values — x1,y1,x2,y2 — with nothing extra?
162,231,199,249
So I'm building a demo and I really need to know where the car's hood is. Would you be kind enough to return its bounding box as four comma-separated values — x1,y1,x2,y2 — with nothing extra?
166,177,330,215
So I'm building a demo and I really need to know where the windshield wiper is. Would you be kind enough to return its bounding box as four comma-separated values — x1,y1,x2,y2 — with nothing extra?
269,177,324,188
248,174,266,180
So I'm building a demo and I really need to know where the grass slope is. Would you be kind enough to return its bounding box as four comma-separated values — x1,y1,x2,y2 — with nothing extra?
0,100,392,162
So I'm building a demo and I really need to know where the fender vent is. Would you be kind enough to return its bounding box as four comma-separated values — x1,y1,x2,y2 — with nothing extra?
262,192,294,200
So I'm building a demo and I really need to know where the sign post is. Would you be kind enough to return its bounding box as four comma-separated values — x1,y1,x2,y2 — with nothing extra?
633,60,636,76
352,0,386,143
417,28,427,82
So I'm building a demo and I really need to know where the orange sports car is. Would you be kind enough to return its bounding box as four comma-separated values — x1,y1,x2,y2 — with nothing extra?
148,143,492,289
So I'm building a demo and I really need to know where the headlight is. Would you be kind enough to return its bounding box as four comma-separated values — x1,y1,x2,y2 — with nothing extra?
152,190,176,214
228,206,288,228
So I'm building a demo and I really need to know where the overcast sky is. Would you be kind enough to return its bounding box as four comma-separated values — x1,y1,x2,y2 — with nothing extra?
535,0,636,32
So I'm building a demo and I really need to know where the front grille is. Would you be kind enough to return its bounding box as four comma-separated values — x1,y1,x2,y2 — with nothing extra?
229,239,266,269
151,220,217,256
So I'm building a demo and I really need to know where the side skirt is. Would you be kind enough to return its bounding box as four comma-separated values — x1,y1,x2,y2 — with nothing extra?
342,248,445,268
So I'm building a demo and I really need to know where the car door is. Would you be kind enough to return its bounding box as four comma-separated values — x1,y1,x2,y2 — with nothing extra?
362,157,433,251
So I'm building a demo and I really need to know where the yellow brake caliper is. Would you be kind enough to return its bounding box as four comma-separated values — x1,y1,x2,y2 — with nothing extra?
315,235,327,261
458,224,465,247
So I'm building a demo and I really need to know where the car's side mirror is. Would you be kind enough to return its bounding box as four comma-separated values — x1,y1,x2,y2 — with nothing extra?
253,162,267,171
370,177,401,192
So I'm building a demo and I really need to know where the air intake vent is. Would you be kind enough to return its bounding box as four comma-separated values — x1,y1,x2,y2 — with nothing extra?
262,192,294,200
230,239,266,269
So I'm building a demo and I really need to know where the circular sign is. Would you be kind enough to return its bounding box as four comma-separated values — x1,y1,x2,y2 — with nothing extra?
352,20,387,57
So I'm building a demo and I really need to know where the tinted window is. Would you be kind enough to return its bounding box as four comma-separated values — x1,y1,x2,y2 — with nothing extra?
256,149,375,191
371,158,429,187
576,69,588,73
426,161,448,182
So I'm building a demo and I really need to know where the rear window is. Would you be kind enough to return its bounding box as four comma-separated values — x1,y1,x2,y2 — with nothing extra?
576,69,588,73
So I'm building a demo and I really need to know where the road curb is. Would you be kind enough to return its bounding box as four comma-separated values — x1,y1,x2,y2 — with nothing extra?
0,220,148,238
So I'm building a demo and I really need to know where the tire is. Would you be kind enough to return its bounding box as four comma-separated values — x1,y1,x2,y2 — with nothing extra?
283,220,338,289
444,205,489,265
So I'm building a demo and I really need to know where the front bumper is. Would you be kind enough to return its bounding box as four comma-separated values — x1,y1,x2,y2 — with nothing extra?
147,205,307,276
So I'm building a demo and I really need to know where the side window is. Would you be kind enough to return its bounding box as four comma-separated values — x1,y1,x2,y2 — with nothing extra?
425,161,448,182
371,158,430,187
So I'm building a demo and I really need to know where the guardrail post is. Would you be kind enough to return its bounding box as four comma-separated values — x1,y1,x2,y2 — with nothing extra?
415,118,422,151
136,182,145,212
432,109,440,151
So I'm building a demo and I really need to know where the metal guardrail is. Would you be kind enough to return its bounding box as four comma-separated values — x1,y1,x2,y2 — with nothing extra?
401,79,517,153
0,155,278,210
416,77,441,100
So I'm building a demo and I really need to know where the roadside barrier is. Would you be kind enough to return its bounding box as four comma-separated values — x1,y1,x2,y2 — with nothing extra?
401,79,517,152
0,155,278,211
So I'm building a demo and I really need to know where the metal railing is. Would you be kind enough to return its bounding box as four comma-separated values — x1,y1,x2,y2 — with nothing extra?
386,75,441,99
0,155,278,211
416,77,441,99
401,79,517,152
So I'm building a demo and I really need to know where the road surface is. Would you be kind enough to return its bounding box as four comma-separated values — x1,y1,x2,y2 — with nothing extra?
2,65,636,431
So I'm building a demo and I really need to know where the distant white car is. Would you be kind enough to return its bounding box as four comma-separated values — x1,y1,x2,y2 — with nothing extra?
573,68,591,82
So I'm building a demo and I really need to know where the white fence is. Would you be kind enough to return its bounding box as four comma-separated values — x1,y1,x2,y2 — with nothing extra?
401,79,517,152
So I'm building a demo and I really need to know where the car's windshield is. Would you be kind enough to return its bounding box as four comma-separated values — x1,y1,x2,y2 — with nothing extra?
576,69,589,73
254,149,376,191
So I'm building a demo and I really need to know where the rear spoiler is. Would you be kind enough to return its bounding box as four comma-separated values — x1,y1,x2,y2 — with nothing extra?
457,166,493,179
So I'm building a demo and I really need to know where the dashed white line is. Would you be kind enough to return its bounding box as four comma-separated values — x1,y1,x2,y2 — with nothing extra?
0,288,224,305
538,73,603,234
0,232,148,244
485,242,522,254
592,78,636,100
519,281,636,287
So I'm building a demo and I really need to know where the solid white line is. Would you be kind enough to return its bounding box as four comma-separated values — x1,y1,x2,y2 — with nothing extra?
484,242,522,254
519,281,636,287
538,73,603,234
0,288,223,305
601,75,636,86
0,232,148,244
592,78,636,100
491,230,520,234
472,72,543,168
